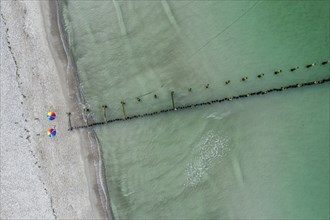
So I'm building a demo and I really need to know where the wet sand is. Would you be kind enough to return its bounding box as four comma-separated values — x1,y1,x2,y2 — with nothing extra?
1,0,110,218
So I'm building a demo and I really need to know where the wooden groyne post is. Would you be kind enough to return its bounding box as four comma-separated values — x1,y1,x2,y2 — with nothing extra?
83,108,90,126
66,112,72,131
121,101,127,119
171,91,176,110
102,105,108,123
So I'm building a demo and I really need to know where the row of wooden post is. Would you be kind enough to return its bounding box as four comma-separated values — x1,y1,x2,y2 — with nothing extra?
119,91,175,121
67,77,330,130
66,59,330,129
67,91,177,130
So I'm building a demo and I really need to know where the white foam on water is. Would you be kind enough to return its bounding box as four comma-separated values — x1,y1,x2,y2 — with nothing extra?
184,130,230,187
206,111,231,120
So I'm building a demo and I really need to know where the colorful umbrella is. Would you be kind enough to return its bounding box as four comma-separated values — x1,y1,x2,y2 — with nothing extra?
47,112,56,120
47,128,56,138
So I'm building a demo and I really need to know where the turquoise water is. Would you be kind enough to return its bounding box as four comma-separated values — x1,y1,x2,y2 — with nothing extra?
59,1,329,219
96,84,329,219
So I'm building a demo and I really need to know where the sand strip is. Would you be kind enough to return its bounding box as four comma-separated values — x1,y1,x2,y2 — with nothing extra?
1,1,109,218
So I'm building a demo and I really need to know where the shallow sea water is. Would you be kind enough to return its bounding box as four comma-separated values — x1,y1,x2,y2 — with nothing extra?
59,1,329,219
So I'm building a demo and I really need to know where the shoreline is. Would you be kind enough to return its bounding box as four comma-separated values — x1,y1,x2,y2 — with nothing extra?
42,0,113,218
1,0,111,218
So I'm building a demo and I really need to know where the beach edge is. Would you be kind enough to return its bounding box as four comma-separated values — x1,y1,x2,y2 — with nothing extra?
42,0,113,219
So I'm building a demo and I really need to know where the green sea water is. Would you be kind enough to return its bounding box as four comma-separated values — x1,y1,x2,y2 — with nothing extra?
59,1,330,219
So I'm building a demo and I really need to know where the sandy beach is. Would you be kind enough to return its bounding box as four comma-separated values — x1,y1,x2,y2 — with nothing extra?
1,1,110,219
